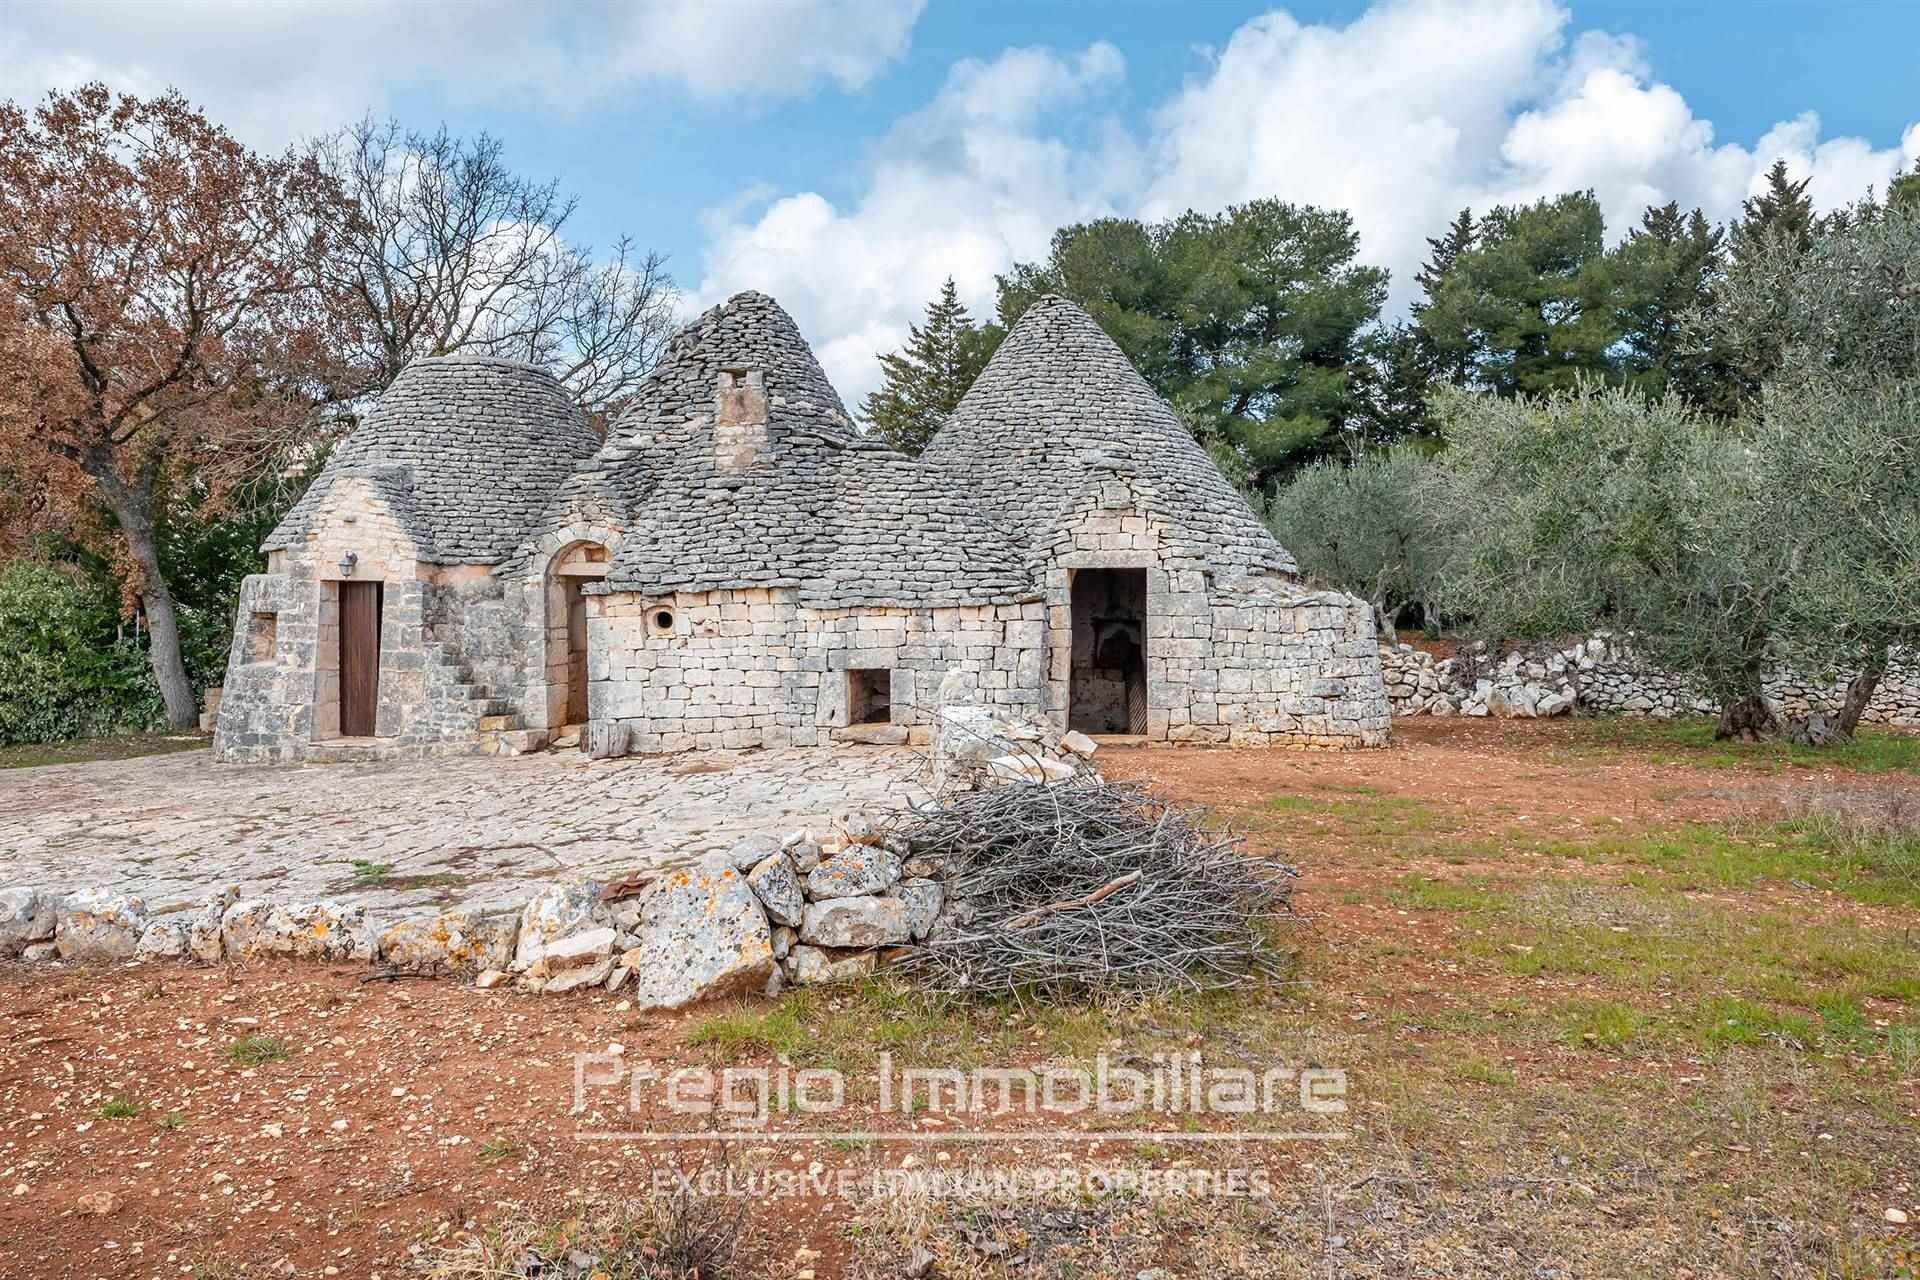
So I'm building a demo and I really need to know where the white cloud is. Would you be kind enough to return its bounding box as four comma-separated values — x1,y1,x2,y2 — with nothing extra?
694,42,1136,399
697,0,1920,403
0,0,925,147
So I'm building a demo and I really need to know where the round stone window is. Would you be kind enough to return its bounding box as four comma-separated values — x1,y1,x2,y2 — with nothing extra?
649,607,676,636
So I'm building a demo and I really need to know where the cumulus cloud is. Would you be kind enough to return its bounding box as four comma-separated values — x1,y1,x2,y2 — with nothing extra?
0,0,926,146
694,42,1137,397
697,0,1920,402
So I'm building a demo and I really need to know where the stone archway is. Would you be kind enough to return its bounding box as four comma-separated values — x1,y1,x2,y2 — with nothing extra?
543,541,610,738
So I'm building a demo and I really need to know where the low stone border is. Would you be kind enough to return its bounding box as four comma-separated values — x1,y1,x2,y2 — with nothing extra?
0,709,1104,1011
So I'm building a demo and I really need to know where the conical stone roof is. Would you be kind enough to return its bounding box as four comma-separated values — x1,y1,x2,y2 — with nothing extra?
566,292,1030,607
923,294,1298,577
267,355,597,564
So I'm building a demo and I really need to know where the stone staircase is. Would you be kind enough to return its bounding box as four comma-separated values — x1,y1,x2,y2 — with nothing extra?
424,636,546,757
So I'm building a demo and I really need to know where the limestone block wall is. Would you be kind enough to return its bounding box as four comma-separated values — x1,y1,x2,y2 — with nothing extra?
214,477,537,763
1034,487,1390,748
590,589,1032,753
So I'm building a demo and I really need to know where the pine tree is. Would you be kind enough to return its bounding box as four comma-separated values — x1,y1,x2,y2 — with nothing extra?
1890,157,1920,213
1733,159,1815,262
1410,208,1478,387
860,278,992,455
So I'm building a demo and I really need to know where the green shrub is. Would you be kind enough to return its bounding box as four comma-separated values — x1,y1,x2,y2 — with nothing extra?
0,562,165,746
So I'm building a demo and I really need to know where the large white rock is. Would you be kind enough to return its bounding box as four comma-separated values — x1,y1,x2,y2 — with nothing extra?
787,944,878,986
986,754,1075,783
0,887,54,957
806,845,900,899
379,910,520,974
615,853,774,1011
746,853,805,927
135,920,189,960
512,880,607,973
895,879,944,941
800,895,912,949
221,899,376,962
1058,730,1100,758
55,889,148,961
188,887,239,963
538,927,617,994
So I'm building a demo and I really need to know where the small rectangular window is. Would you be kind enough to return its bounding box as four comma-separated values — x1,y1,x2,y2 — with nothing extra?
848,668,892,725
248,611,278,663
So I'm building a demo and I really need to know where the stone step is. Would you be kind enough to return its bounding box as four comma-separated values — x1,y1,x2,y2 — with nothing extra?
477,713,520,732
471,698,515,717
479,727,545,756
303,739,390,764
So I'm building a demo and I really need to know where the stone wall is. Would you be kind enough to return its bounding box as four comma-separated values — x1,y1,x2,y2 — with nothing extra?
1380,632,1920,726
213,478,542,763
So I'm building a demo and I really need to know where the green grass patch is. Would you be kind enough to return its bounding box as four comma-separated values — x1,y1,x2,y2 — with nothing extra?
1386,874,1510,914
1558,716,1920,774
226,1034,291,1066
1559,999,1652,1051
97,1094,143,1119
0,733,208,770
349,859,394,880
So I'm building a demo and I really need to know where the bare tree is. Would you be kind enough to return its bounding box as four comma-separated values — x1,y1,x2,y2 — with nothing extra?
0,85,348,728
314,118,678,420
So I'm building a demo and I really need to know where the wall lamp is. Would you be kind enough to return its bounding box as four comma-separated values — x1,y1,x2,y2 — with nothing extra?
338,551,358,578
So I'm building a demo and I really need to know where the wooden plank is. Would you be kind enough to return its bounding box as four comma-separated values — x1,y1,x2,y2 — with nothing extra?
340,582,382,737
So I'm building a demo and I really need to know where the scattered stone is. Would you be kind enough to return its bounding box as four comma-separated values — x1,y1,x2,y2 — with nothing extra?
474,968,510,990
727,832,783,872
188,887,238,963
746,853,806,927
512,880,607,973
895,879,944,941
800,896,912,949
21,941,58,963
615,853,775,1011
839,810,882,846
771,925,796,960
0,887,54,957
763,967,785,997
806,844,900,899
134,920,189,961
55,889,148,962
787,839,823,874
787,945,877,986
378,910,519,975
541,928,617,994
1059,730,1099,757
221,900,375,963
986,754,1075,783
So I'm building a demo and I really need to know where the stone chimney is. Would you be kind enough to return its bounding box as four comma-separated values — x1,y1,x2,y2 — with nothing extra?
713,368,769,471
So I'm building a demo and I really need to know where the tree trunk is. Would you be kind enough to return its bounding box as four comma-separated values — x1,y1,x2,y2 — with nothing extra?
1714,692,1777,742
88,454,199,730
1836,646,1889,739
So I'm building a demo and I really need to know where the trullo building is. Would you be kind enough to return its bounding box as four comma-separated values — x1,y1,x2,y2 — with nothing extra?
212,292,1389,763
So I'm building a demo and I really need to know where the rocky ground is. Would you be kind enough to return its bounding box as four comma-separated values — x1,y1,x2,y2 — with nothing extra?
0,745,928,915
0,720,1916,1278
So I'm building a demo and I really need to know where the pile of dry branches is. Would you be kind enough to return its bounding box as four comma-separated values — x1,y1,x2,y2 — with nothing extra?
895,776,1297,998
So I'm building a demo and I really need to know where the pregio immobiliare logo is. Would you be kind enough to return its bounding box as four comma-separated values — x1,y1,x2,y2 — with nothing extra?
571,1051,1348,1144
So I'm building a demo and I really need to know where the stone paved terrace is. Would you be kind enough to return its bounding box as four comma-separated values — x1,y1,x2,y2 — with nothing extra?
0,747,928,918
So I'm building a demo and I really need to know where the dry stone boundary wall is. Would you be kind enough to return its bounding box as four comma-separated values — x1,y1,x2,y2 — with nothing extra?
1380,632,1920,725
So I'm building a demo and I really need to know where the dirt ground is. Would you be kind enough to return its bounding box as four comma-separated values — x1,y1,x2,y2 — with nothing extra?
2,718,1916,1279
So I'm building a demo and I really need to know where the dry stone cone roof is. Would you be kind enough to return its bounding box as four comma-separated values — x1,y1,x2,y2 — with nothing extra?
923,293,1299,578
268,355,597,564
564,291,1031,607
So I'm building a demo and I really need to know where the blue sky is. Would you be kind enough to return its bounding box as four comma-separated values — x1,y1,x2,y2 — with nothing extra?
5,0,1917,398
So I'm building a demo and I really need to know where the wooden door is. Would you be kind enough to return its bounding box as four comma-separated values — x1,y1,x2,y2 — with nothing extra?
340,581,382,737
565,583,589,726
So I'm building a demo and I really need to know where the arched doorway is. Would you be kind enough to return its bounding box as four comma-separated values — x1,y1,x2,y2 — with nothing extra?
545,541,610,738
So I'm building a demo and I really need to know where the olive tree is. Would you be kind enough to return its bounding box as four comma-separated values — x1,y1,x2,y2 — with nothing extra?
1266,447,1453,639
1431,383,1802,739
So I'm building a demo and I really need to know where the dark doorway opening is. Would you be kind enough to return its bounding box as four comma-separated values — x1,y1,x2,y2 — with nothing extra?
564,578,589,725
848,669,892,725
1069,569,1146,734
339,581,383,737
